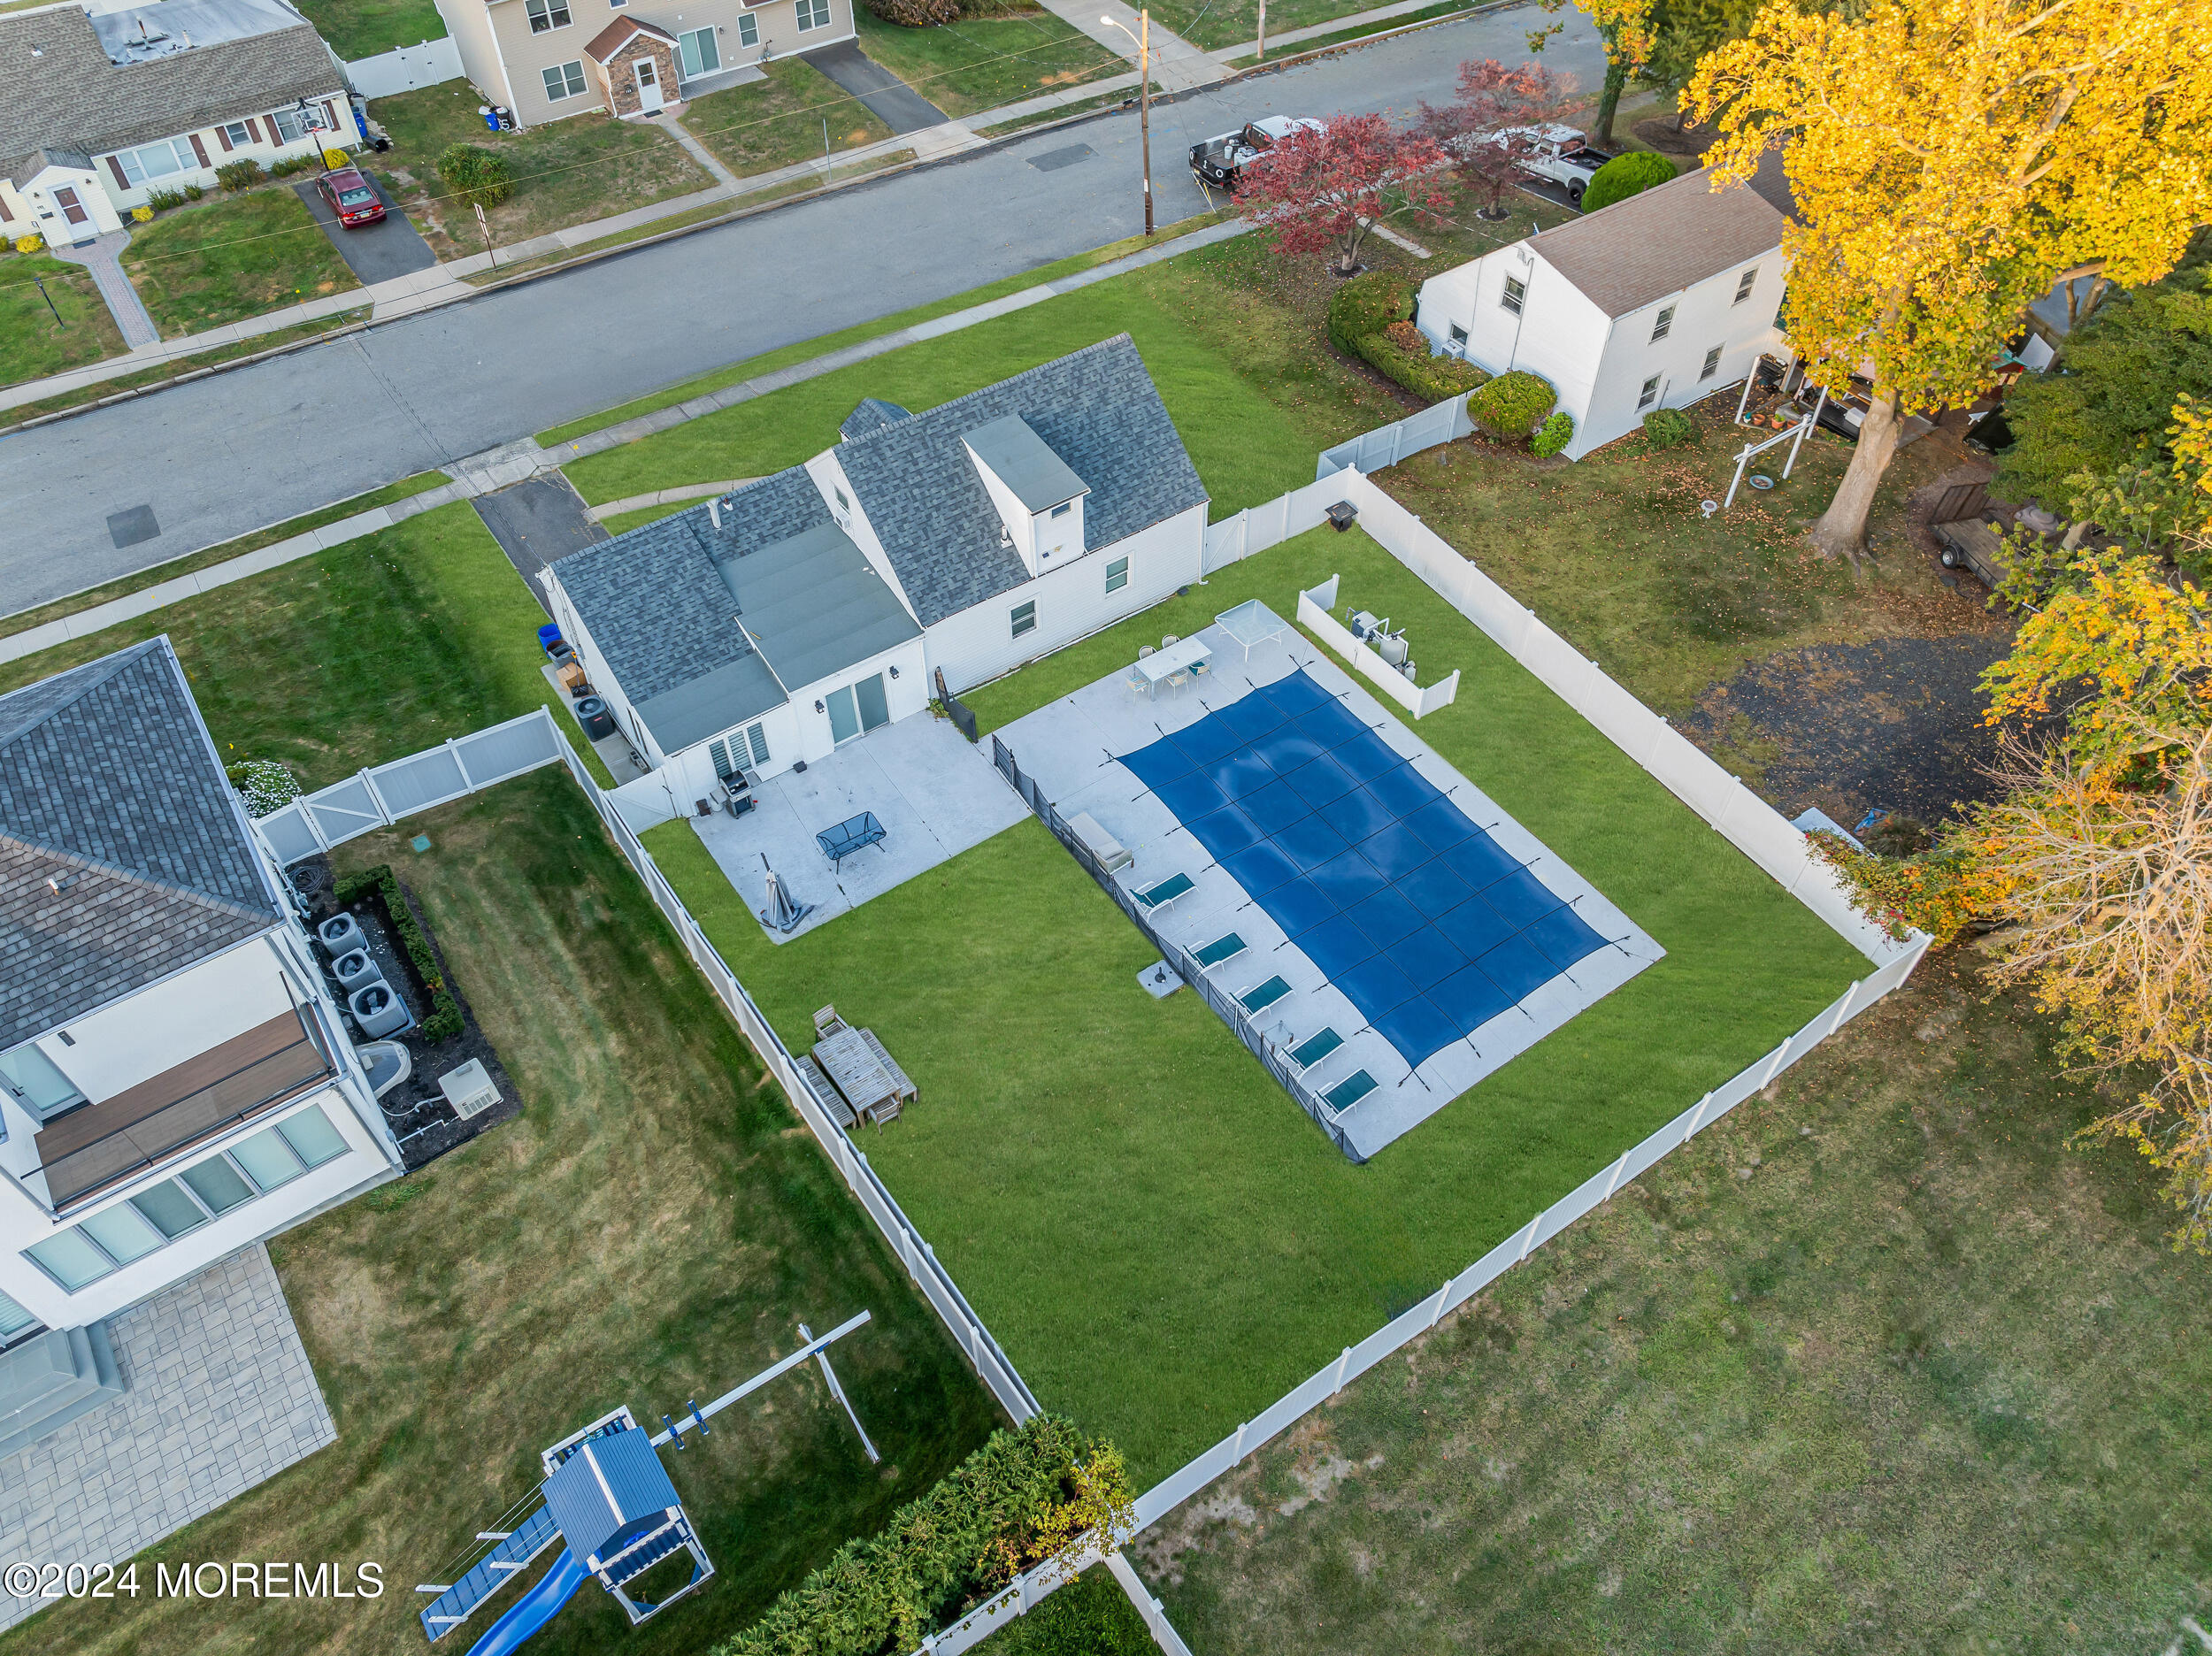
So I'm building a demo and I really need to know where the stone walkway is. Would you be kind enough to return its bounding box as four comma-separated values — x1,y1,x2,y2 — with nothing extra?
0,1246,334,1631
45,229,160,349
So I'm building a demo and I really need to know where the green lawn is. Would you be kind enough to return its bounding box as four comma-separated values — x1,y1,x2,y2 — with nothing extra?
373,82,710,258
1224,0,1475,65
0,500,612,789
0,249,126,385
680,59,895,181
0,772,1004,1656
856,4,1126,121
647,523,1870,1480
120,190,359,336
1144,950,2212,1652
1145,0,1386,51
290,0,445,58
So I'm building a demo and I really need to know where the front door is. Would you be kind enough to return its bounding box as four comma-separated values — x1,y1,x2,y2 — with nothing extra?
633,56,664,112
825,675,890,745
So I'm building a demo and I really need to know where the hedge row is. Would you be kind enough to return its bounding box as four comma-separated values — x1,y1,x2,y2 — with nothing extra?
1327,272,1487,403
1351,330,1486,401
332,865,464,1041
720,1416,1113,1656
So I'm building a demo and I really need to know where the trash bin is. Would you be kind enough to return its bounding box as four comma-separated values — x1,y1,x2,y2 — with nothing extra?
493,105,514,131
537,622,563,656
576,696,617,740
479,104,496,131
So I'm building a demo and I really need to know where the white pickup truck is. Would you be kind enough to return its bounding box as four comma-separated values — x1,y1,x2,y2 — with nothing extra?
1188,115,1324,189
1493,123,1616,204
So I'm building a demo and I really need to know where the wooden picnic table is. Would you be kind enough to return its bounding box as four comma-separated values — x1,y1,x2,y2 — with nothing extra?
812,1025,916,1123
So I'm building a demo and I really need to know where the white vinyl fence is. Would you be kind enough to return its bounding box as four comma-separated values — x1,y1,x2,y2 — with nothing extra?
345,34,465,100
1296,579,1459,718
1202,473,1358,574
1316,392,1473,481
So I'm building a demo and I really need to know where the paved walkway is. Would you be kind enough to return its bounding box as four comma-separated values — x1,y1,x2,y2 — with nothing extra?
45,229,160,349
0,1246,336,1632
667,120,742,188
1038,0,1226,89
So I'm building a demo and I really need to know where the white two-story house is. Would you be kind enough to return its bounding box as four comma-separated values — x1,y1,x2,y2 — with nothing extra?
543,334,1211,812
0,639,400,1445
1414,149,1796,459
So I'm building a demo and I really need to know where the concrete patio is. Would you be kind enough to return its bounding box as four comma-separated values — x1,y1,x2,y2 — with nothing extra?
995,609,1663,1158
688,711,1026,942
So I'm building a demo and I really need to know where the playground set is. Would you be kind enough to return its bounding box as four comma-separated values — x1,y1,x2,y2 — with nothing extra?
419,1312,878,1656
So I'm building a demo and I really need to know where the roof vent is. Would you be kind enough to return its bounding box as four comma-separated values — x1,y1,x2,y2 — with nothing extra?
708,499,721,530
45,872,79,895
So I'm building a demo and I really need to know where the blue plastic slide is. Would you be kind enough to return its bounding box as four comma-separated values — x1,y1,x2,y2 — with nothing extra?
464,1549,589,1656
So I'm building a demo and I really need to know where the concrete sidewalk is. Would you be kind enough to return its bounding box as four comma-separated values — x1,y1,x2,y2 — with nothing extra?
1037,0,1227,90
46,229,160,349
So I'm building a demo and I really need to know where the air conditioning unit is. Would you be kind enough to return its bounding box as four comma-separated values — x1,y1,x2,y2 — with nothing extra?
1443,337,1467,359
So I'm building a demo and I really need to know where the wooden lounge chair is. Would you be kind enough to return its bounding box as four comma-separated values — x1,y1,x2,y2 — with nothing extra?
1192,932,1247,971
813,1005,846,1039
1323,1070,1378,1113
1237,975,1292,1016
1133,871,1194,913
1285,1027,1343,1074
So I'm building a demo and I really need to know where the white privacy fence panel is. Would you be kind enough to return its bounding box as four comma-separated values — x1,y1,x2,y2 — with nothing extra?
255,803,322,865
1317,393,1473,480
345,34,464,100
303,774,382,845
1202,475,1354,574
1296,587,1459,717
367,746,469,817
608,770,683,833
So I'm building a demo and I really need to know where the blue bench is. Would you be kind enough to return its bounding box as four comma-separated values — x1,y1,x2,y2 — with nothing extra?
818,811,887,872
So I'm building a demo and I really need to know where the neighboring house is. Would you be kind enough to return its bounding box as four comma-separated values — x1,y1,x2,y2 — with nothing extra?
0,0,349,238
435,0,852,128
545,334,1210,809
0,639,400,1444
1414,150,1795,460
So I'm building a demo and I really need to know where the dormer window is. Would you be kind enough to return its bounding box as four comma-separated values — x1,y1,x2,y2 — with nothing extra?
1049,501,1072,519
963,414,1088,579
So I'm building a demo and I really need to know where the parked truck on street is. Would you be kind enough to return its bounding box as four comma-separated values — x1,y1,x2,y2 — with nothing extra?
1498,123,1617,204
1189,115,1324,189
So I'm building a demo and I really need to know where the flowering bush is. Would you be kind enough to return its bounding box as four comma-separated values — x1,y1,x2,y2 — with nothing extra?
227,759,302,816
131,205,154,223
1805,830,1982,944
12,234,42,254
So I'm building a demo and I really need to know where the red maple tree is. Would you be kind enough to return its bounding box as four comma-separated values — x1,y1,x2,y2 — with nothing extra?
1418,59,1587,219
1233,113,1450,276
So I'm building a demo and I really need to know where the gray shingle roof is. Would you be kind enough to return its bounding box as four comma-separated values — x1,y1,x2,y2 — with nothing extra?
840,397,912,443
833,334,1209,627
0,638,282,1050
0,3,341,188
550,471,919,756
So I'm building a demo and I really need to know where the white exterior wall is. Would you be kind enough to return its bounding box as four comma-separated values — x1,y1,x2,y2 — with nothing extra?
90,98,350,214
925,504,1207,695
807,453,923,623
543,571,669,768
0,162,124,245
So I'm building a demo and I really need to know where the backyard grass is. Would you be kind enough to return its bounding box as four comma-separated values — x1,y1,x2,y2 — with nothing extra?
0,771,1005,1656
647,523,1870,1480
0,250,126,384
0,501,613,789
680,59,894,180
1141,950,2212,1652
855,4,1126,121
290,0,446,59
372,82,710,258
0,471,448,637
119,190,359,336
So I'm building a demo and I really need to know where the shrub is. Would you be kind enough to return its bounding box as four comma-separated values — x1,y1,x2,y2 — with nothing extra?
215,157,265,191
1352,330,1487,402
437,144,514,209
268,155,319,179
14,234,43,253
724,1417,1131,1656
331,864,465,1042
184,182,204,200
866,0,962,20
1578,149,1676,214
1381,318,1423,350
1640,407,1700,449
1325,269,1413,352
227,759,301,816
321,148,349,170
1470,370,1557,440
1532,409,1575,457
987,1568,1154,1656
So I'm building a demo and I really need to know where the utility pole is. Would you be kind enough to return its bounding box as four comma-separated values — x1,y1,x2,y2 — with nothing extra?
1256,0,1267,59
1102,10,1154,234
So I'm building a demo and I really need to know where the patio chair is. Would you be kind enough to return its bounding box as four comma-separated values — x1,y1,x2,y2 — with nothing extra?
1166,669,1189,694
1137,644,1155,659
1191,660,1210,679
1132,871,1195,913
813,1005,846,1039
1191,932,1247,971
1125,667,1149,697
1237,975,1293,1016
1285,1027,1343,1074
1162,634,1179,648
1323,1070,1378,1114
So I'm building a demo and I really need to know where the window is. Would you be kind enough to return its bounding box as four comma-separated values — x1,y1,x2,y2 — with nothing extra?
26,1229,111,1291
0,1290,35,1340
269,107,308,145
1637,374,1661,411
1010,600,1036,639
679,24,718,77
231,1124,306,1193
1650,305,1674,341
1700,345,1723,381
1105,556,1128,594
833,484,849,511
1448,323,1469,347
737,11,757,44
0,1044,83,1119
180,1156,253,1215
1049,501,1072,520
131,1180,208,1240
745,721,770,768
711,722,769,777
79,1201,164,1265
542,59,588,100
1501,274,1526,315
114,138,196,186
796,0,829,28
1733,266,1758,304
526,0,572,29
277,1105,349,1169
220,120,253,148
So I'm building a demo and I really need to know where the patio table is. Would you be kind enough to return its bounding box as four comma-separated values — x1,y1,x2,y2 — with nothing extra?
1214,599,1293,661
817,810,887,872
813,1026,901,1123
1131,635,1212,698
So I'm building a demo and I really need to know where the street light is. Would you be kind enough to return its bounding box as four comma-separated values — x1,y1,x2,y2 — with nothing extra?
1099,10,1153,235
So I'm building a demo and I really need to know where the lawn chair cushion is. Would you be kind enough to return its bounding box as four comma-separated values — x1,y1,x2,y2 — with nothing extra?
1070,811,1133,874
1238,975,1292,1015
1324,1070,1377,1112
1288,1027,1342,1070
1135,871,1194,908
1192,932,1246,970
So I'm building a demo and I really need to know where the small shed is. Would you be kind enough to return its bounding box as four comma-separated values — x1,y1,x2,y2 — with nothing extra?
540,1424,713,1625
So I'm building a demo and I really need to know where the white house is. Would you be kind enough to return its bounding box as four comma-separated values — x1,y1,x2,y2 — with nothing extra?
544,334,1212,811
1414,150,1796,460
0,639,401,1447
0,0,349,239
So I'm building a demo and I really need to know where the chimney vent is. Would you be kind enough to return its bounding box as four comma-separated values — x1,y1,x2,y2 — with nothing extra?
45,872,79,894
708,499,722,530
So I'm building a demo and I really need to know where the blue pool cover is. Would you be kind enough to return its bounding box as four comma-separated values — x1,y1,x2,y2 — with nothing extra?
1119,670,1611,1071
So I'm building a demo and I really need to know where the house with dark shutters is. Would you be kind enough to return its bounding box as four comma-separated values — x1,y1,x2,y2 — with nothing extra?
0,0,348,243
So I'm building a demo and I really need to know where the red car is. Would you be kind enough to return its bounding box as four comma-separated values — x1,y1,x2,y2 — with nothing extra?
316,165,386,227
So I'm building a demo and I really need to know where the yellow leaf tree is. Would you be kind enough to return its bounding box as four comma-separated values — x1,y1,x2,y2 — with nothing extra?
1687,0,2212,561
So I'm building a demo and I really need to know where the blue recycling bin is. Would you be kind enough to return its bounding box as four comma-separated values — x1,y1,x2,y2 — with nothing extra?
537,623,563,656
480,104,499,132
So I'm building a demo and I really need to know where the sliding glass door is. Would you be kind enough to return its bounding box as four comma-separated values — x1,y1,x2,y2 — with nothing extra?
826,674,891,746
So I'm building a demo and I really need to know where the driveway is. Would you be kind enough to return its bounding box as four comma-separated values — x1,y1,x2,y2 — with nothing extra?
293,173,438,284
800,40,949,134
472,474,606,602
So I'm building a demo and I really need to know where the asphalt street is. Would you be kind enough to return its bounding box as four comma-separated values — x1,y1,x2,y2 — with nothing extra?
0,6,1605,612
